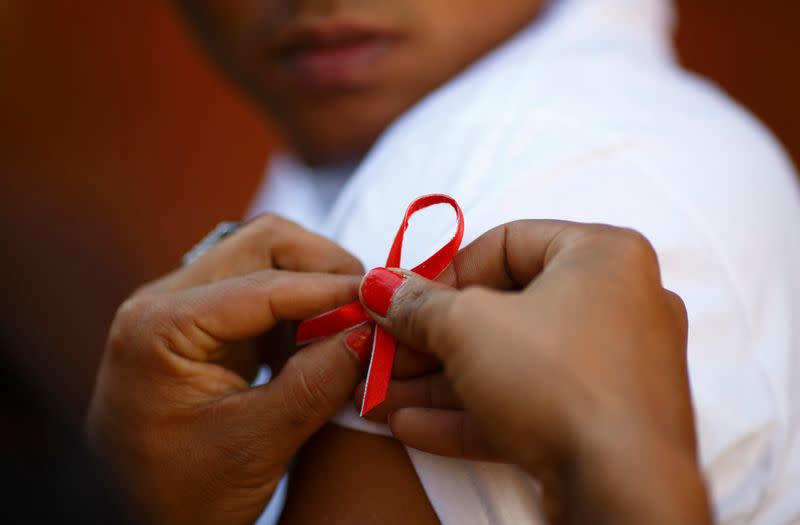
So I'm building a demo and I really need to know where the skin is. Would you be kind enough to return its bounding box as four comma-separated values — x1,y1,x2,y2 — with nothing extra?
360,221,712,525
86,214,371,525
88,215,712,524
177,0,545,165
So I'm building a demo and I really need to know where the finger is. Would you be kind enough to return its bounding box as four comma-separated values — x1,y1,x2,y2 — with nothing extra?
248,214,363,275
261,322,372,381
435,220,576,290
392,344,442,379
389,408,501,462
241,331,362,458
142,214,363,295
122,270,359,362
663,289,689,345
356,373,461,422
359,268,494,361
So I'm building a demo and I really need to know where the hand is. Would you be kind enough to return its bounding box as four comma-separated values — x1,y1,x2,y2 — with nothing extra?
133,213,363,381
357,221,712,525
88,271,370,525
86,216,371,525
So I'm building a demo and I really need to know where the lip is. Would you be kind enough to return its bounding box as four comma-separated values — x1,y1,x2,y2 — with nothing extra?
274,18,400,90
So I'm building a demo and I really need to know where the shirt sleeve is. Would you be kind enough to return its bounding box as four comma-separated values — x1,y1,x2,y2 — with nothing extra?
456,145,787,524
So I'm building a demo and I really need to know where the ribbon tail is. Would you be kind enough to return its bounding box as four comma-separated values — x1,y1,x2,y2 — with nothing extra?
295,301,369,345
360,326,396,416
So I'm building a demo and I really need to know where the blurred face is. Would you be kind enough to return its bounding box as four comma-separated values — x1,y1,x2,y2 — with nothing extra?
180,1,544,165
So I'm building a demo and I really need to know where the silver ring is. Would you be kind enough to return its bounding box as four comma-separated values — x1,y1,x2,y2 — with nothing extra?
182,221,241,266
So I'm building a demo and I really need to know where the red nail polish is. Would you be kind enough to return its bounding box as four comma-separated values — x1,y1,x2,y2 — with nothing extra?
361,268,406,316
345,325,374,365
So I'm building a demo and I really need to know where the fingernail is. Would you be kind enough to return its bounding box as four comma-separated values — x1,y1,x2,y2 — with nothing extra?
360,268,406,316
345,325,374,365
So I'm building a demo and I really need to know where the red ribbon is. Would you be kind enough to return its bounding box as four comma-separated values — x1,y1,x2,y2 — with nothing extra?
295,194,465,416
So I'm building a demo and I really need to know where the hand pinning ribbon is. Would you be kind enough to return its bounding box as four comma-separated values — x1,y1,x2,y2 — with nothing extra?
296,194,465,416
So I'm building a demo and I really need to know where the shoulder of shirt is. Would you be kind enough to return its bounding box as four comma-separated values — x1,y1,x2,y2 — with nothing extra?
380,49,800,337
372,41,800,281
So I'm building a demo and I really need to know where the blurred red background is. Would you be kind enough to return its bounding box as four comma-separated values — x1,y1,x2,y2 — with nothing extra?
1,1,798,422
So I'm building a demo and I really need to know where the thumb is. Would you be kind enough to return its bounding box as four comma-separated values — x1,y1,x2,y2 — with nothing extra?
237,327,367,458
359,268,479,361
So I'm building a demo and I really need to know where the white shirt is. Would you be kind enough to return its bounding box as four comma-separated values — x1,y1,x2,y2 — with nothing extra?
250,0,800,522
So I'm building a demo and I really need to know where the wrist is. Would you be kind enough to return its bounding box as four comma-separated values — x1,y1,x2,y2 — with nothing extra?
563,428,712,525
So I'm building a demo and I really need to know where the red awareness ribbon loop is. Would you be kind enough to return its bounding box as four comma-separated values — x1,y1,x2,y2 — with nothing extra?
295,194,465,416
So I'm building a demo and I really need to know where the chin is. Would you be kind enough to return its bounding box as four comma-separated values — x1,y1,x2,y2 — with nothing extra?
292,136,373,167
288,120,390,167
268,91,413,166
